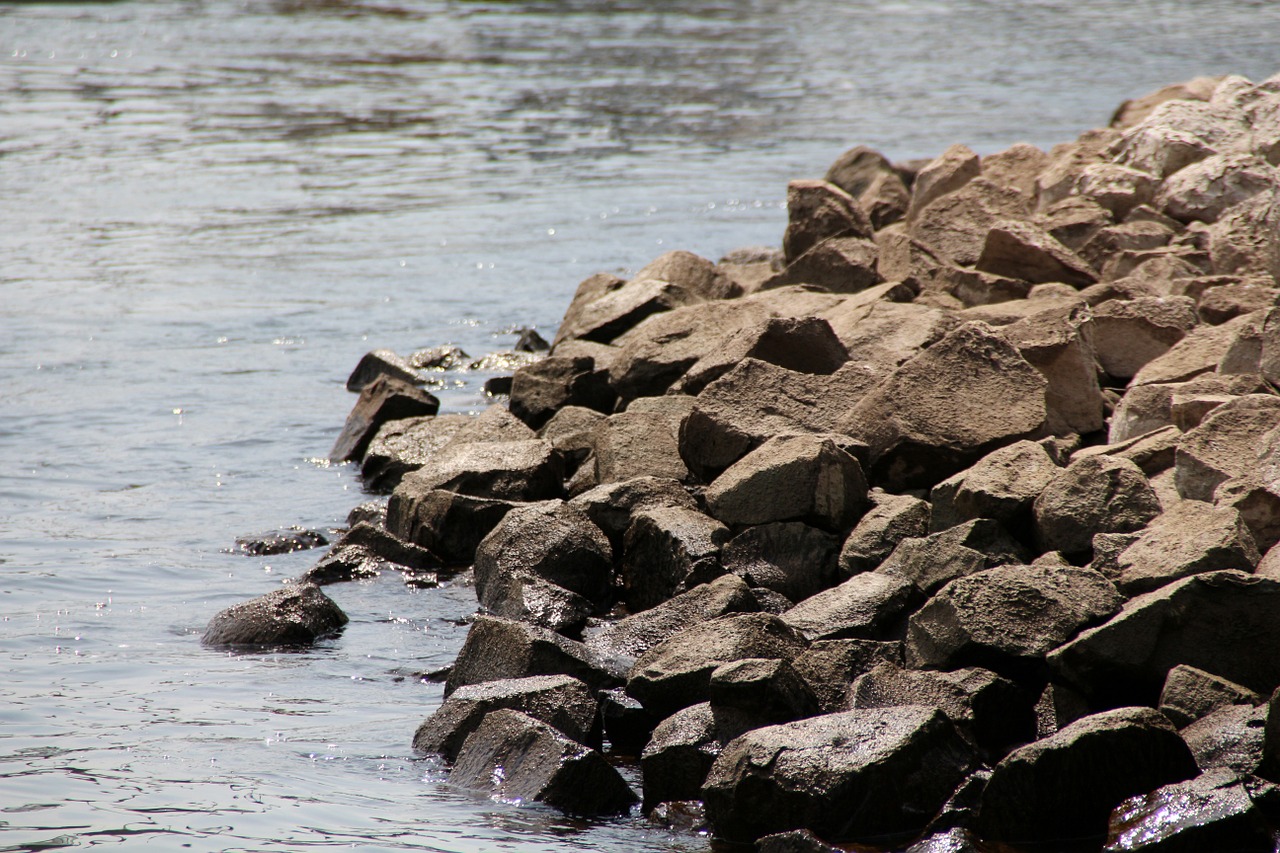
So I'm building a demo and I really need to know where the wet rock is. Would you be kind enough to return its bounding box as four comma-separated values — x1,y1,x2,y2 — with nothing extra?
1159,664,1263,729
327,521,441,573
386,487,518,565
620,506,729,612
782,179,873,263
929,440,1059,537
840,322,1049,491
1033,456,1162,556
202,583,348,648
448,709,637,816
702,707,975,846
591,411,690,485
396,439,563,503
780,572,917,642
1112,501,1259,594
975,219,1098,287
408,344,470,370
705,434,869,532
1049,571,1280,706
999,300,1106,436
296,542,384,586
907,144,981,223
904,828,987,853
345,348,421,391
413,674,598,761
1182,703,1267,775
1175,394,1280,501
584,574,760,664
640,703,724,809
330,376,440,462
837,490,931,576
598,687,656,755
626,613,808,719
1104,768,1274,852
977,707,1198,847
508,356,613,429
568,475,697,551
513,327,549,353
709,657,820,727
791,638,902,713
905,564,1124,678
233,527,328,556
446,615,624,696
757,828,845,853
721,522,840,603
674,316,848,397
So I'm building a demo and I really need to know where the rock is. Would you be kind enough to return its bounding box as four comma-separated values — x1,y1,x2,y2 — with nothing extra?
709,657,820,727
975,220,1098,287
859,170,912,230
999,300,1106,435
1078,220,1176,271
626,613,808,719
537,405,605,471
721,522,840,603
1033,456,1162,556
508,356,613,429
1048,570,1280,706
360,414,469,492
904,828,987,853
780,572,917,642
1182,703,1268,775
449,709,637,816
584,574,760,663
640,703,724,809
705,434,869,532
757,828,846,853
591,410,690,486
1112,501,1260,594
568,476,697,551
396,439,563,503
981,142,1048,198
837,490,931,576
477,572,592,634
764,236,882,294
513,328,550,353
911,178,1032,267
1035,128,1122,209
330,376,440,462
674,316,848,396
906,563,1123,678
598,688,655,755
412,674,598,761
977,707,1199,847
1197,280,1280,324
1176,395,1280,501
1159,664,1263,729
1110,76,1223,129
840,322,1049,491
702,707,975,845
825,145,898,198
1131,310,1260,386
782,180,873,263
1037,196,1113,251
1216,476,1280,552
1072,425,1181,476
1070,163,1160,219
1104,768,1274,853
1156,152,1279,224
1092,296,1199,379
1205,187,1280,280
824,299,959,371
296,542,383,586
1111,98,1250,179
620,506,729,613
1109,372,1267,442
929,440,1059,536
324,521,440,574
202,583,348,648
1035,681,1092,739
873,534,988,599
791,638,902,713
1219,307,1280,377
233,527,328,556
907,144,981,223
345,348,421,391
635,249,743,300
446,615,624,696
552,272,701,348
386,487,518,565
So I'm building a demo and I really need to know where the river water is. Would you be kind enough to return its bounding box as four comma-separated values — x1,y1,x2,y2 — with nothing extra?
1,1,1278,850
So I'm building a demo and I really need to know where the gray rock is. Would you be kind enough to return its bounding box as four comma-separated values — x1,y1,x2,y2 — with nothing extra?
477,572,592,634
330,375,440,462
881,520,1034,598
1216,475,1280,552
446,615,624,696
780,572,917,642
721,522,839,603
568,476,697,551
233,527,328,556
449,709,638,816
1182,703,1267,775
508,356,613,430
837,490,931,576
620,506,729,613
929,440,1059,536
977,707,1198,847
1104,768,1273,853
1130,310,1258,386
1176,394,1280,501
360,414,471,492
1034,681,1092,739
1033,456,1162,556
1112,501,1259,594
709,657,820,727
344,348,422,391
1159,664,1263,729
791,638,903,713
640,703,724,810
385,487,518,565
397,439,563,502
202,583,348,648
591,411,690,485
537,405,606,471
412,674,597,761
702,707,975,845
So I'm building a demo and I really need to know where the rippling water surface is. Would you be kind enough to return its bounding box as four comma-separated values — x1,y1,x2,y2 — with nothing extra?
2,1,1279,850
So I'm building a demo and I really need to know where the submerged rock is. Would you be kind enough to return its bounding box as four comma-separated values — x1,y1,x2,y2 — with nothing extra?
202,584,347,648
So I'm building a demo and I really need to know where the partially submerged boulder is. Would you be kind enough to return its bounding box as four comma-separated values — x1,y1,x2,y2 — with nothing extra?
202,584,347,648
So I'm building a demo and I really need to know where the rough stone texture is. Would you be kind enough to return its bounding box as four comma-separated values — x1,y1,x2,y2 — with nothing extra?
449,709,638,816
709,657,820,727
1035,129,1122,209
413,675,597,761
905,564,1124,678
551,273,700,348
446,615,623,697
910,178,1033,267
1072,426,1181,477
1156,152,1279,224
626,613,808,719
975,220,1098,287
591,411,690,486
1176,394,1280,501
840,322,1049,491
701,707,975,846
330,376,440,463
397,439,563,503
1092,296,1200,379
620,506,729,613
981,142,1048,198
977,707,1199,847
477,572,592,634
837,490,931,576
929,440,1059,536
360,413,472,492
721,522,839,603
1078,220,1175,272
907,144,981,223
233,527,328,557
1198,280,1280,325
791,639,903,713
508,356,613,429
1108,372,1267,443
1037,196,1113,251
1109,76,1222,129
583,574,760,663
640,703,724,809
764,236,882,294
673,316,848,396
1158,664,1263,729
704,434,869,532
386,486,518,565
1070,163,1159,219
567,476,696,551
1182,703,1268,776
780,572,917,642
1205,188,1280,280
345,348,421,391
1104,768,1274,853
825,145,899,198
782,179,874,263
202,584,348,647
1130,310,1258,386
823,299,959,371
1049,570,1280,706
1033,456,1162,556
999,300,1106,436
1215,476,1280,553
1112,501,1260,594
537,405,605,470
873,534,988,599
1111,98,1250,180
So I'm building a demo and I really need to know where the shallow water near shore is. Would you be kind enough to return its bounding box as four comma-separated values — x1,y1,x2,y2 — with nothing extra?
2,1,1279,850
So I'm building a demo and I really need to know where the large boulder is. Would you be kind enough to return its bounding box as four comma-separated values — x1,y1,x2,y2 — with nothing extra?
1111,500,1260,594
675,316,848,396
764,236,882,294
1155,151,1279,224
1175,394,1280,501
1104,768,1275,853
385,486,518,565
701,707,975,845
837,490,931,576
1130,310,1259,386
709,657,821,728
780,572,917,642
202,584,348,648
1111,98,1250,179
791,638,903,713
977,707,1199,847
782,179,873,263
1092,296,1200,380
721,522,840,603
620,506,729,612
446,615,623,696
1158,664,1264,729
929,440,1059,537
591,410,690,485
999,301,1106,436
448,709,637,816
330,375,440,462
975,220,1098,287
360,413,472,492
1182,703,1268,776
567,475,696,550
507,356,613,429
1032,456,1162,556
640,703,726,809
396,439,563,502
344,348,422,391
910,178,1032,267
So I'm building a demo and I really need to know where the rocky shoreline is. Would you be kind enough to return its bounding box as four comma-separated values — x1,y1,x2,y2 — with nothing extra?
207,71,1280,851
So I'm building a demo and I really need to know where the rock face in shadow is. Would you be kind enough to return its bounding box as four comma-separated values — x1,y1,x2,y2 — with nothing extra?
202,584,348,648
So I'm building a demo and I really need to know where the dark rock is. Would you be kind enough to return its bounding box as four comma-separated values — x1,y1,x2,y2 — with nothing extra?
386,486,518,565
780,572,917,642
904,828,986,853
599,687,656,756
413,674,598,761
552,272,700,348
233,527,328,556
514,327,550,353
592,411,690,485
296,542,383,585
446,615,624,697
333,521,441,572
1112,501,1259,594
905,564,1124,678
647,799,709,833
1159,664,1263,729
346,500,386,527
640,703,724,809
1104,768,1274,853
749,587,794,615
837,490,931,576
330,376,440,462
721,522,840,603
508,356,614,429
1182,703,1267,775
1072,426,1182,478
568,475,697,552
674,316,849,396
361,409,535,493
536,405,605,472
702,707,975,846
977,707,1199,847
345,348,421,391
1049,570,1280,706
449,709,637,816
408,344,469,370
482,376,512,396
1033,456,1162,556
782,179,873,263
620,506,729,613
202,583,348,648
825,144,899,198
1034,681,1092,739
709,657,820,726
791,638,903,713
626,613,808,719
929,440,1059,537
396,439,563,503
477,573,593,634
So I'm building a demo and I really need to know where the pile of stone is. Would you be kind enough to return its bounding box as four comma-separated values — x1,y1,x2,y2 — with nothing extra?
206,72,1280,851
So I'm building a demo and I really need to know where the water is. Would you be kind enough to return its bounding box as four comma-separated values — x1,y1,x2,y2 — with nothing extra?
1,0,1278,849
